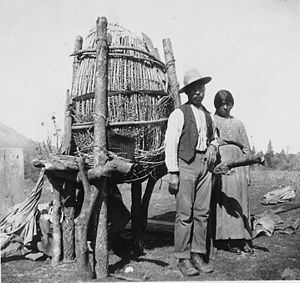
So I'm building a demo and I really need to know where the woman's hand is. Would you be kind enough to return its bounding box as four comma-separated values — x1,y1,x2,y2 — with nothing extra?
168,172,179,195
205,144,217,166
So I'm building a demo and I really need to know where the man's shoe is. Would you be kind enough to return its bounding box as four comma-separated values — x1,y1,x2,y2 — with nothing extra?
229,246,242,254
242,245,255,254
177,259,199,276
191,253,214,273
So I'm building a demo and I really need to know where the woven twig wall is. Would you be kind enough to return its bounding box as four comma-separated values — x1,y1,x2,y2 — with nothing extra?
69,23,174,180
71,23,167,97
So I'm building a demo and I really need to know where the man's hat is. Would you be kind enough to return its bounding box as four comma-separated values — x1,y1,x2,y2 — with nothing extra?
179,69,212,94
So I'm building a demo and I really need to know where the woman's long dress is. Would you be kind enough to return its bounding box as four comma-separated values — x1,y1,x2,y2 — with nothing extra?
213,114,252,240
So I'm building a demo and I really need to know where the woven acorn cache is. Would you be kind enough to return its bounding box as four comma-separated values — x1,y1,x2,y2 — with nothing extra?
69,23,175,182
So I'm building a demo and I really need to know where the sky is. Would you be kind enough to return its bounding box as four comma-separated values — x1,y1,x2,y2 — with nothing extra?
0,0,299,153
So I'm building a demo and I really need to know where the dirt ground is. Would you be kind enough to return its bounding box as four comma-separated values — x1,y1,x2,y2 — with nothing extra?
1,170,300,282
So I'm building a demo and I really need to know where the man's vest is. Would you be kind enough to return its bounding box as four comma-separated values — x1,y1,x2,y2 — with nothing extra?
178,103,214,163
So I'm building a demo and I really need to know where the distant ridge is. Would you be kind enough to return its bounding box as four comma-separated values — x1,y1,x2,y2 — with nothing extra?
0,122,37,149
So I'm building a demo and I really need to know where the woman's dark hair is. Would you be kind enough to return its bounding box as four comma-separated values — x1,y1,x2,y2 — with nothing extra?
214,89,234,110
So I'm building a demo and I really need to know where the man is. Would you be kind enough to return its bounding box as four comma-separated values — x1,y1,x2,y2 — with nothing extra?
165,69,218,276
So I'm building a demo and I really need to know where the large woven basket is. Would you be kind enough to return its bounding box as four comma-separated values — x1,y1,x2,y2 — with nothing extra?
69,23,174,182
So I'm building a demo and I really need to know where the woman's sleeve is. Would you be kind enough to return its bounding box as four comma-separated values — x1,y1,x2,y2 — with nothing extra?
210,114,220,148
238,120,251,156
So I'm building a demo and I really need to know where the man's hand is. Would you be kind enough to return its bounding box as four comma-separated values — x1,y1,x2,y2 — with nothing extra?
168,172,179,196
205,144,217,167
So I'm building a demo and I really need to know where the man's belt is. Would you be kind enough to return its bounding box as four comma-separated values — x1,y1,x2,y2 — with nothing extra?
195,150,206,154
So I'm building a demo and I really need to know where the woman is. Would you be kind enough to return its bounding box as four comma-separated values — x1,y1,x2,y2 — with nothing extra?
212,89,254,254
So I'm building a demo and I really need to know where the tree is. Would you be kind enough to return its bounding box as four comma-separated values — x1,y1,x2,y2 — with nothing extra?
265,139,275,168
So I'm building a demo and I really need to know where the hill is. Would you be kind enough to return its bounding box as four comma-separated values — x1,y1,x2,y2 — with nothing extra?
0,122,40,180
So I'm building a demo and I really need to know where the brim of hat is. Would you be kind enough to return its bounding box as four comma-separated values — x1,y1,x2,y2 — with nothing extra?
179,77,212,94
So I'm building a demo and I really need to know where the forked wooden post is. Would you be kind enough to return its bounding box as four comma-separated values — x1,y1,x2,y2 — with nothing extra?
163,38,181,108
73,17,109,279
94,16,109,279
74,158,96,280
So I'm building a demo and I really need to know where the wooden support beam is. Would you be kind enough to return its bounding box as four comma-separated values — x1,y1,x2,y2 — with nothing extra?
163,38,181,108
32,155,133,181
32,155,80,171
93,16,109,279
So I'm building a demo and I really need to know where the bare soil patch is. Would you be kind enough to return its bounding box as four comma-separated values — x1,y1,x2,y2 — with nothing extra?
1,171,300,281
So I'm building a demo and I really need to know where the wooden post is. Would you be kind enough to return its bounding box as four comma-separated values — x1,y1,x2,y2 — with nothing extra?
62,38,82,257
74,158,97,280
163,38,181,108
131,181,144,254
61,89,72,155
94,16,109,279
71,36,83,97
0,148,25,219
62,41,80,263
141,177,156,233
141,164,167,233
61,89,76,261
72,16,109,279
61,180,76,261
47,174,63,266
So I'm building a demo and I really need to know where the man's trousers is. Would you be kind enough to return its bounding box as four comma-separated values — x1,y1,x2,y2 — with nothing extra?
174,152,212,259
